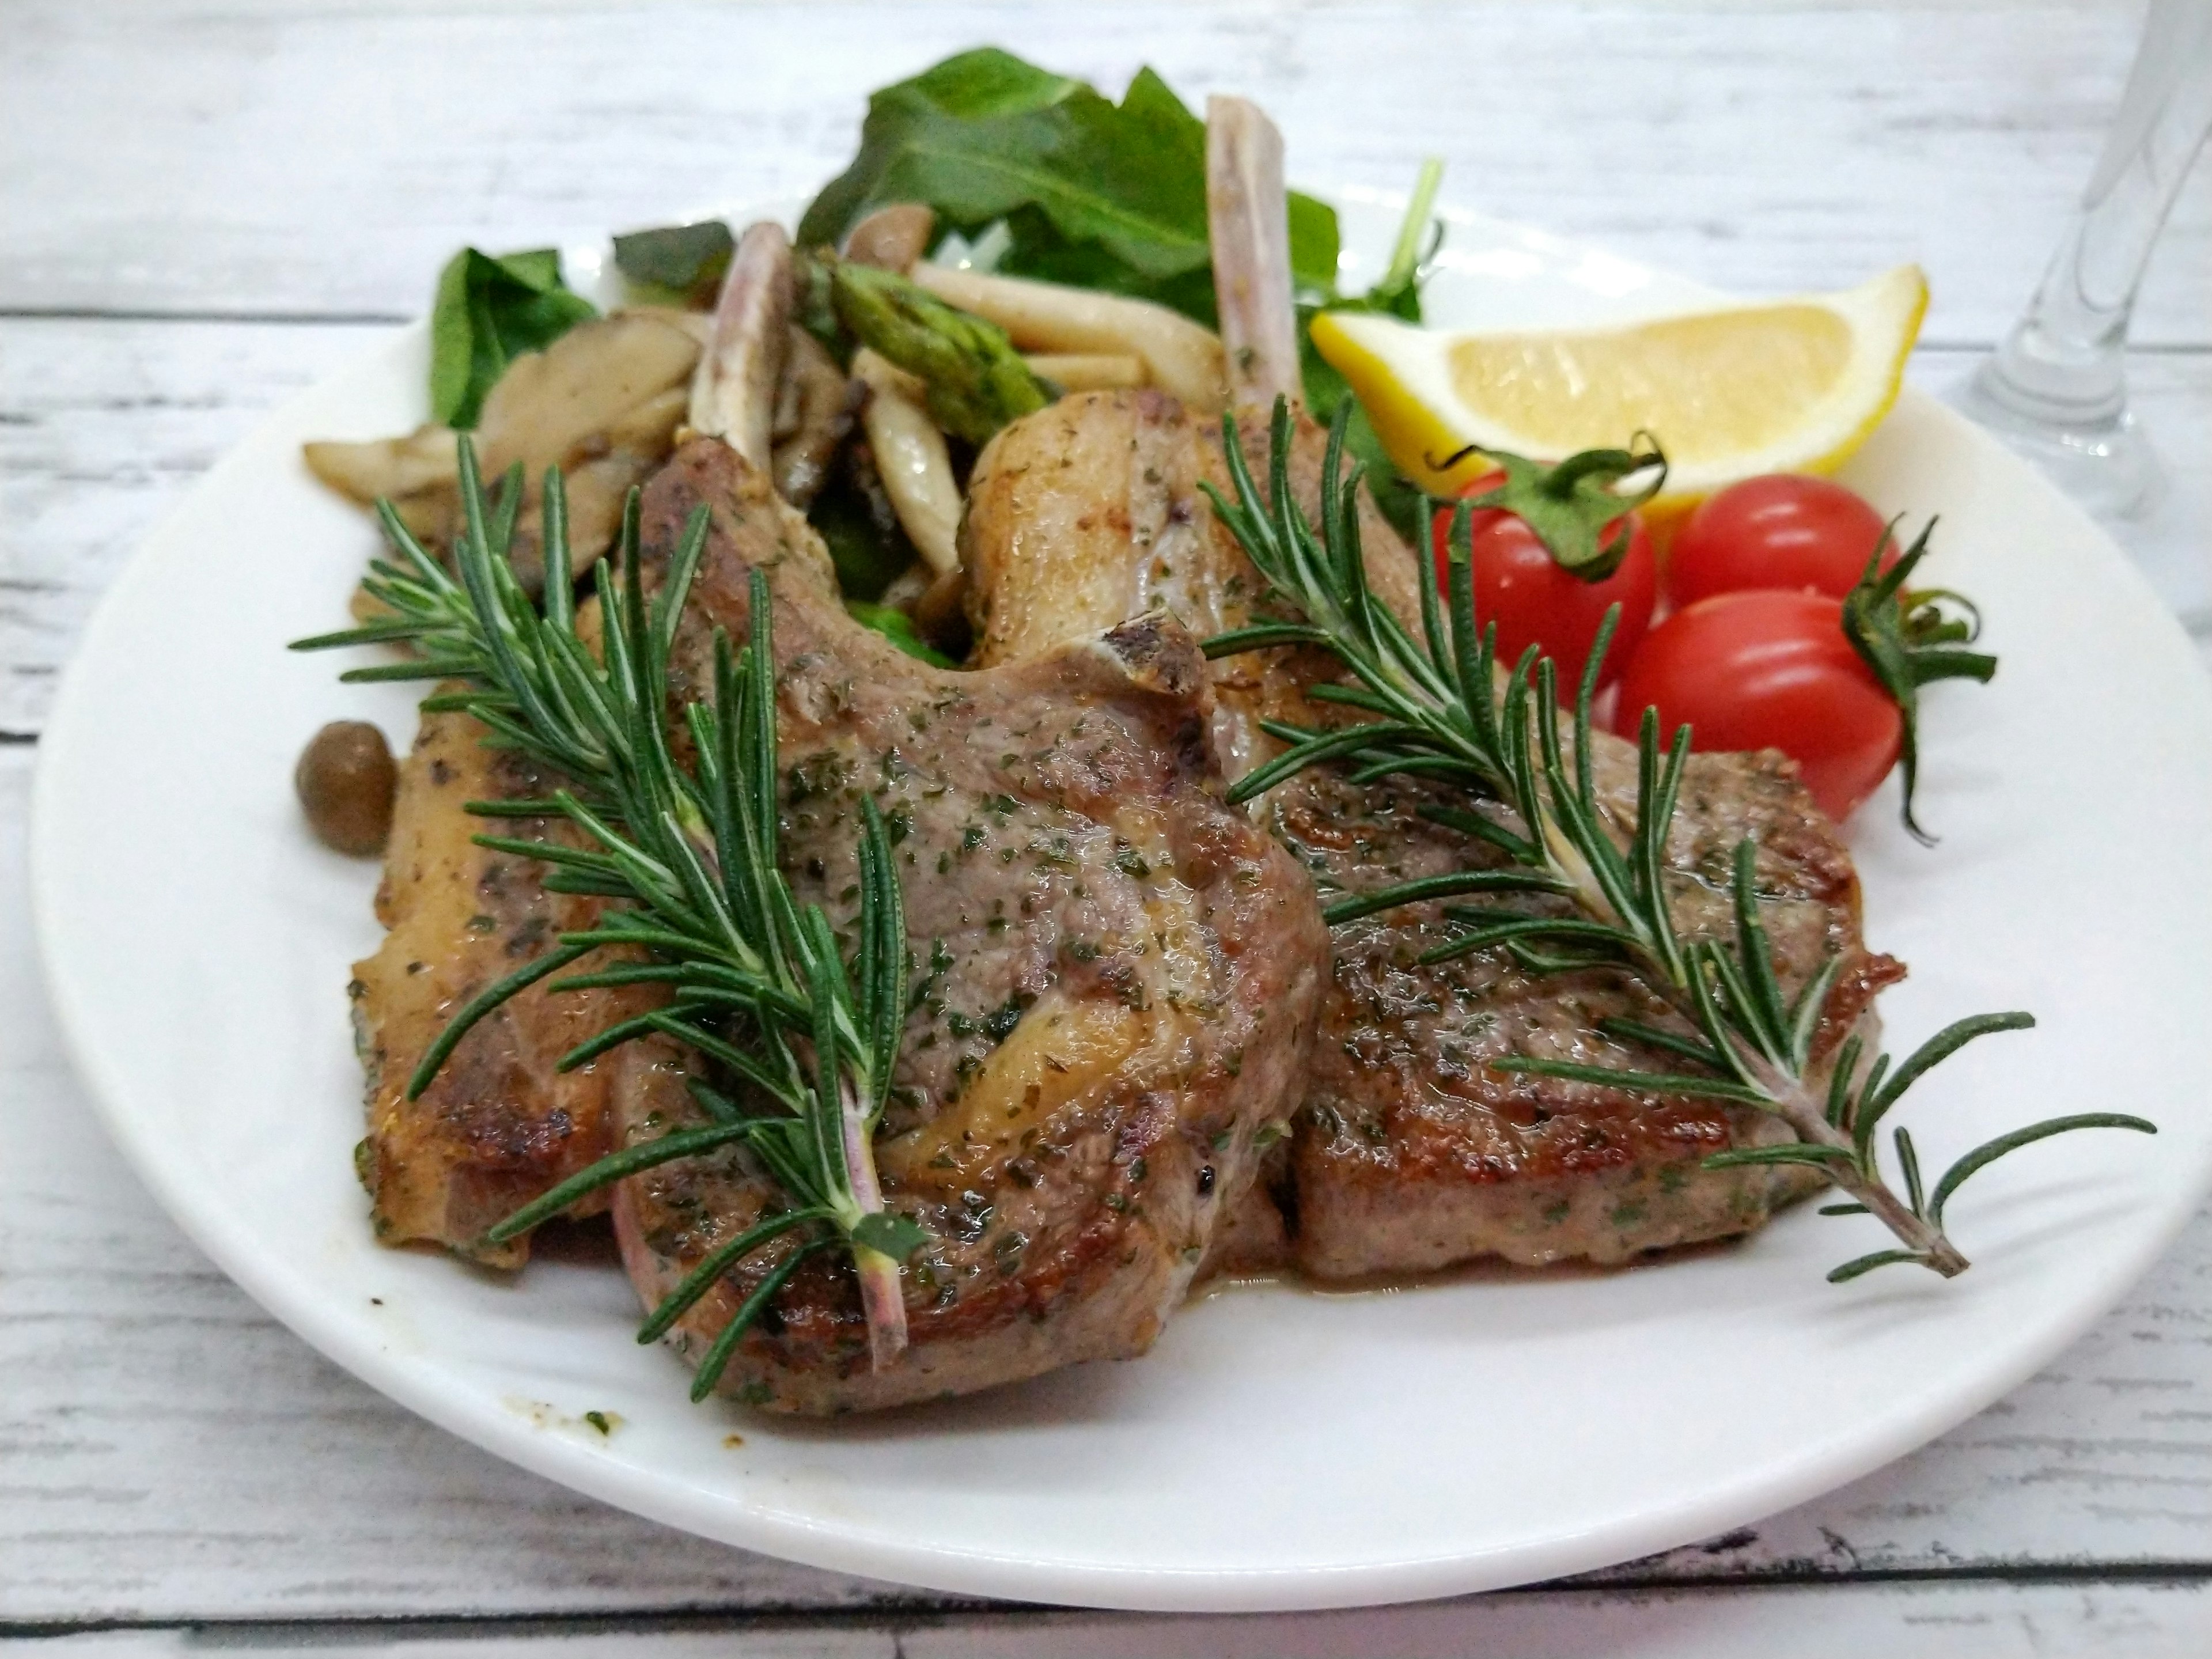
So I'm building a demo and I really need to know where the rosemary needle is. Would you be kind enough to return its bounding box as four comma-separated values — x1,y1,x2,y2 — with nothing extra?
1201,398,2154,1282
296,439,926,1389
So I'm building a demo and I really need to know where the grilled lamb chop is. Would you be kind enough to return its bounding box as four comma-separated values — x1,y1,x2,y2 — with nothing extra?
349,705,654,1266
957,103,1894,1277
344,233,857,1264
964,392,1895,1277
596,229,1327,1412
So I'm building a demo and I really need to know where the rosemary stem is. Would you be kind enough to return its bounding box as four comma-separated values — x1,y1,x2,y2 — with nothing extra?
1344,631,1971,1274
1286,561,1968,1272
1527,710,1970,1272
839,1073,910,1369
1202,402,2128,1289
1738,1048,1970,1277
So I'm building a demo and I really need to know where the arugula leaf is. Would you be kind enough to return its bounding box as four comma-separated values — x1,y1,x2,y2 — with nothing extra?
847,600,955,668
612,220,734,306
1296,161,1446,543
797,48,1339,325
429,248,599,430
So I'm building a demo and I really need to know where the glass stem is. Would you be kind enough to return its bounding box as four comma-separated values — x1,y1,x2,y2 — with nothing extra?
1976,0,2212,425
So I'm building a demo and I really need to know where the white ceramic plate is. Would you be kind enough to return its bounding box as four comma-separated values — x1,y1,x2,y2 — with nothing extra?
32,196,2212,1613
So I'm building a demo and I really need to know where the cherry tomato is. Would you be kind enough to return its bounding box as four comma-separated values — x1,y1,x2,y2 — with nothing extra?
1611,589,1898,824
1668,474,1894,608
1430,472,1657,694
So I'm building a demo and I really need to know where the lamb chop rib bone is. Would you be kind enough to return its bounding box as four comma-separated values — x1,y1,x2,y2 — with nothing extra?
581,225,1328,1410
1206,96,1302,411
689,221,794,468
692,226,918,1370
1201,102,1893,1268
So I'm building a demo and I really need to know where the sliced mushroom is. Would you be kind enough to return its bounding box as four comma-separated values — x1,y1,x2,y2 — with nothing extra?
843,203,937,274
302,309,708,584
302,425,460,550
770,327,862,508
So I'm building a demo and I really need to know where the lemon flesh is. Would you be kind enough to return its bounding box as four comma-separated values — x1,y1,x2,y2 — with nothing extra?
1311,265,1926,510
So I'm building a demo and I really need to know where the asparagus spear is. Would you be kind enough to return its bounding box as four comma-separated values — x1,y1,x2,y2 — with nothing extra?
828,259,1054,446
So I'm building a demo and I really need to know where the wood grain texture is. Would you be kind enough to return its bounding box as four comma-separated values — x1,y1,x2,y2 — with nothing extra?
5,1582,2212,1656
3,1,2208,346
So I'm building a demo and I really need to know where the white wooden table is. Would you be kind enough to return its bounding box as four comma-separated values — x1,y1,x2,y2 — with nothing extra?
6,3,2211,1652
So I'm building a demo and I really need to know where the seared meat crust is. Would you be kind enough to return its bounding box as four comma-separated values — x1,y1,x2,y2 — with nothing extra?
350,705,658,1266
965,390,1899,1275
605,438,1327,1412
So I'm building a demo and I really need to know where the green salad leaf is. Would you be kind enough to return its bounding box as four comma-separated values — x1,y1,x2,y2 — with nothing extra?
429,248,599,430
797,51,1446,538
847,600,955,668
796,48,1340,323
1298,159,1446,541
612,219,735,306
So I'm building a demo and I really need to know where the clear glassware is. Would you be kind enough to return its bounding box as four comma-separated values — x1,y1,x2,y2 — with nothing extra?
1953,0,2212,521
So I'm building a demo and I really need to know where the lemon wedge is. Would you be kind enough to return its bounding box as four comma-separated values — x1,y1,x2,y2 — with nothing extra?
1310,264,1926,521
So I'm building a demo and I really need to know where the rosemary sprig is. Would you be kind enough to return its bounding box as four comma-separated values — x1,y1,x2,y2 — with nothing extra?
295,440,925,1391
1201,399,2153,1282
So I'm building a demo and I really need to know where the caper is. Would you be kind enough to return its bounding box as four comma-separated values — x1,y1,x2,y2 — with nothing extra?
296,721,397,856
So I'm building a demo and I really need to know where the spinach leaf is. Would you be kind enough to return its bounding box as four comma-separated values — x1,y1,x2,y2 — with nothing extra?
847,601,955,668
612,220,734,307
802,53,1440,541
797,48,1339,325
429,248,599,430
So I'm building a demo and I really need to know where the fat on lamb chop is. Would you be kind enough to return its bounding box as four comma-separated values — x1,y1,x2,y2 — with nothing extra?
595,224,1328,1411
960,100,1898,1277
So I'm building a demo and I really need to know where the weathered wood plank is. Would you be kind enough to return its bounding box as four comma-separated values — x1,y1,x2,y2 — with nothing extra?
6,1581,2212,1657
5,318,2206,738
3,2,2207,346
0,321,369,736
2,721,2210,1618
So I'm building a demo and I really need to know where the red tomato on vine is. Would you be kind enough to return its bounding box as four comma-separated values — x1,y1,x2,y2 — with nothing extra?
1428,441,1665,694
